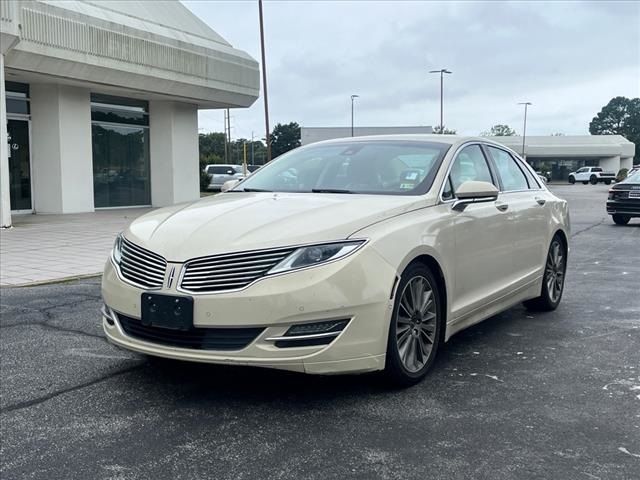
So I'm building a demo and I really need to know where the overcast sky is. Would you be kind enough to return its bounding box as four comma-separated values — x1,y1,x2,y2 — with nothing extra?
183,0,640,140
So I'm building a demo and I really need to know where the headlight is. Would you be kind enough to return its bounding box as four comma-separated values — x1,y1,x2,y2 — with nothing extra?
112,233,123,265
268,240,365,274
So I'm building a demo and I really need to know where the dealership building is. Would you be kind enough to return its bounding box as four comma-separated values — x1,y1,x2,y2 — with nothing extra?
490,135,636,181
0,0,259,227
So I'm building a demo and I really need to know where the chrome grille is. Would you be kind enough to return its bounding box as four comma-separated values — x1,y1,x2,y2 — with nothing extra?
180,247,296,293
119,238,167,289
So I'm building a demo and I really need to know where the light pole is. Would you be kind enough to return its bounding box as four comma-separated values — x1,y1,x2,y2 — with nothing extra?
258,0,271,162
518,102,532,160
429,69,451,133
350,94,359,137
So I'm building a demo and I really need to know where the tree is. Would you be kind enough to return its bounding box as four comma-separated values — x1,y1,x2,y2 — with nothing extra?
199,132,226,161
589,96,640,157
481,124,517,136
270,122,301,158
432,125,457,134
199,132,268,165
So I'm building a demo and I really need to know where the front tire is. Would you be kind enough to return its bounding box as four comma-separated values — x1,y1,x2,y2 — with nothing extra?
384,263,443,387
524,236,567,311
568,176,575,184
612,214,630,225
582,181,588,185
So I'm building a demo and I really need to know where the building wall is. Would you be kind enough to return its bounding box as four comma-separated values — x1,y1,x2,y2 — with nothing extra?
599,156,621,173
30,84,94,213
149,101,199,207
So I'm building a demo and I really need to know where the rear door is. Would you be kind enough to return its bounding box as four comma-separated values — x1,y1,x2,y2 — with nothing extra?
575,167,589,181
443,144,513,320
485,146,548,287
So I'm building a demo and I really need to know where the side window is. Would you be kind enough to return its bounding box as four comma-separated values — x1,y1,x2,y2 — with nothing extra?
448,145,494,194
488,147,529,191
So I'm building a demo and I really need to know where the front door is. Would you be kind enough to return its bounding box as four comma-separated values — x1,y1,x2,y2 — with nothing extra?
7,119,32,212
445,144,512,319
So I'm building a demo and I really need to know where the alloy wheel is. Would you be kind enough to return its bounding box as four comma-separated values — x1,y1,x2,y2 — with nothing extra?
545,240,565,303
396,276,438,373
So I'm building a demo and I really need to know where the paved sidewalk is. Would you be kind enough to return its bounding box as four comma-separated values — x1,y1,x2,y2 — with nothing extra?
0,208,153,286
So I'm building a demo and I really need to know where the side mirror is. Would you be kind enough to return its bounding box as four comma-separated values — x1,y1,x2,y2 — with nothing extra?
221,179,240,192
452,181,499,211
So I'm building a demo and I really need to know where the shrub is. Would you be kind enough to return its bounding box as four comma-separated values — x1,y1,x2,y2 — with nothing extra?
200,158,210,192
616,168,628,182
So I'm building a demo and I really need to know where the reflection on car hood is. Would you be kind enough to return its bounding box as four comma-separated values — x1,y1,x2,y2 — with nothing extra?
126,192,430,261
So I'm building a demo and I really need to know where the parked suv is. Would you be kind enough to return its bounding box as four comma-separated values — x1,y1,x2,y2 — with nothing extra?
204,164,245,191
568,167,615,185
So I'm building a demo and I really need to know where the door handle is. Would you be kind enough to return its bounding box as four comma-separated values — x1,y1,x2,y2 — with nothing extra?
535,197,546,206
495,202,509,212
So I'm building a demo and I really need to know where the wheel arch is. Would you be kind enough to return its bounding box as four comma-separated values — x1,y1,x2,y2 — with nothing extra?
553,228,569,251
403,254,448,339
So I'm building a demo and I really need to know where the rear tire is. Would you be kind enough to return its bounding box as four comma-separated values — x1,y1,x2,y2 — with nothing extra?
612,214,630,225
582,181,588,185
589,175,598,185
568,176,575,184
604,180,612,185
384,263,443,387
524,236,567,312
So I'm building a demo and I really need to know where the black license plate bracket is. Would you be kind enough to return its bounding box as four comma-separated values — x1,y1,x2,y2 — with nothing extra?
141,293,194,331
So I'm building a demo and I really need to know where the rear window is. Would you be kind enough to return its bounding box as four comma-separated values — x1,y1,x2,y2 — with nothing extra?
592,167,603,172
208,166,237,175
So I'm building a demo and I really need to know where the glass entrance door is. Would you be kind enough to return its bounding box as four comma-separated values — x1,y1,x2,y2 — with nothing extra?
7,119,32,211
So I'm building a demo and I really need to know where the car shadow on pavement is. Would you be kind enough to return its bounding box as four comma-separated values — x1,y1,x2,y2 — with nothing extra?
132,304,546,403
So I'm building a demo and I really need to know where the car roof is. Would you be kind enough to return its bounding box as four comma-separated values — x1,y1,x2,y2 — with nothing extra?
306,134,511,150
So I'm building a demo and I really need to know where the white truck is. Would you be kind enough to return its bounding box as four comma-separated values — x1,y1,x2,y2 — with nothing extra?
568,167,616,185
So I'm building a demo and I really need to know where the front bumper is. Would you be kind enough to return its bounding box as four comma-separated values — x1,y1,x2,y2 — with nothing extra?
102,246,397,374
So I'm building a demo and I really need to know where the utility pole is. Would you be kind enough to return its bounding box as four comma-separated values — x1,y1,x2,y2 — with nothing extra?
350,94,359,137
429,68,452,133
518,102,532,160
258,0,272,162
226,108,231,162
223,110,228,163
251,131,255,165
243,141,247,175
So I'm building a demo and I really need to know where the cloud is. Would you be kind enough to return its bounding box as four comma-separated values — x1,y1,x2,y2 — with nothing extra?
184,0,640,138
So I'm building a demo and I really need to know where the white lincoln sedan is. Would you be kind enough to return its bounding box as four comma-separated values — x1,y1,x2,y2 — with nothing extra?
102,135,569,385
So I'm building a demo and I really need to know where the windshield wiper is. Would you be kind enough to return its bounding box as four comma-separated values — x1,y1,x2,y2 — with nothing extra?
311,188,354,194
235,187,273,192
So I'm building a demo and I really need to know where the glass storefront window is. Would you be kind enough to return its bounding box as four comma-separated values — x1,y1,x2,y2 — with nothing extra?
5,82,30,115
92,124,151,208
91,94,151,207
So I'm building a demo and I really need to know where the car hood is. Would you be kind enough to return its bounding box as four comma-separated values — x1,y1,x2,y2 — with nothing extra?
125,192,430,261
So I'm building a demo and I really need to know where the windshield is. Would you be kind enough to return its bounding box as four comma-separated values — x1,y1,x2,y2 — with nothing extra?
233,141,450,195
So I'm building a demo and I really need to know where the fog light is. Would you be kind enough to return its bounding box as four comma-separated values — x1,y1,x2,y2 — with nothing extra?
266,319,351,348
101,304,116,326
285,319,349,336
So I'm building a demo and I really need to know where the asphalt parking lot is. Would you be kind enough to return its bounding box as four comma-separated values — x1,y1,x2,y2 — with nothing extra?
1,184,639,480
